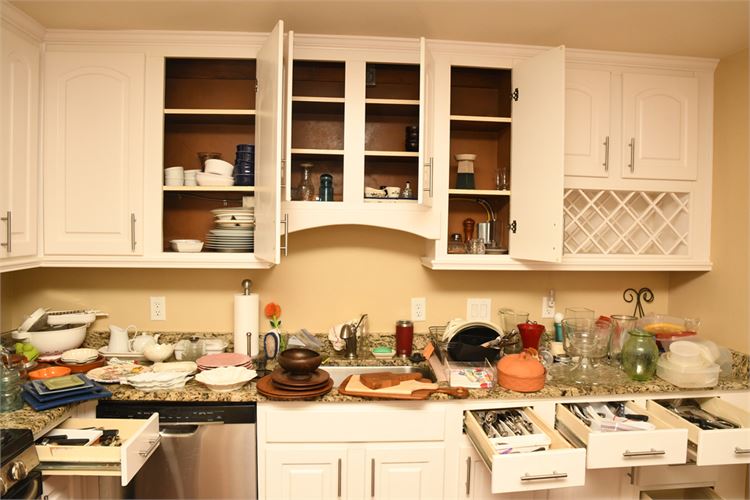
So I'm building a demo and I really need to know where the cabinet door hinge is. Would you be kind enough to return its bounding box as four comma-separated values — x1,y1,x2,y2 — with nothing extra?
511,88,519,101
255,81,259,93
510,220,517,233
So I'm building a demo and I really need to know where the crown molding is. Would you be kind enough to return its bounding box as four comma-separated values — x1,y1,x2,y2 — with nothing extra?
1,0,45,41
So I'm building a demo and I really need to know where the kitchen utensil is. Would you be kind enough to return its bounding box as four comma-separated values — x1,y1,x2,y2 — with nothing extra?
270,367,330,388
462,218,475,245
170,239,203,252
28,366,71,380
455,153,476,189
338,375,468,399
442,319,503,362
108,324,136,353
143,343,174,362
195,366,256,392
256,374,333,400
46,309,104,327
277,348,322,378
656,353,720,388
12,323,88,354
359,371,423,390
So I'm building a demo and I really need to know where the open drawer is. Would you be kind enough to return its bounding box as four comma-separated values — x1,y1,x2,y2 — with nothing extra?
555,402,688,469
640,487,724,499
647,398,750,466
464,408,586,493
35,414,160,486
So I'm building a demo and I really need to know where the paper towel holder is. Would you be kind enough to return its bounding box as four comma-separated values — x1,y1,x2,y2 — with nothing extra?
242,279,253,295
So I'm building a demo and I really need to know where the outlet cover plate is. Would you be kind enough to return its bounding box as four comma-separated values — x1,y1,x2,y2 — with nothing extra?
411,297,426,322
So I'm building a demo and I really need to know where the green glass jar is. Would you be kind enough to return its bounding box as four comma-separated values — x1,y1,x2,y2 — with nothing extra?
621,328,659,381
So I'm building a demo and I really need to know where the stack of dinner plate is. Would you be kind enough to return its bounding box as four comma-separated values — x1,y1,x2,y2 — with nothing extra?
196,353,253,371
205,207,255,252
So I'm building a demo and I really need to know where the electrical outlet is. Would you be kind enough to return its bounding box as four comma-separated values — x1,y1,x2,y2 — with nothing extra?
542,295,556,319
411,297,426,322
467,298,492,322
150,296,166,321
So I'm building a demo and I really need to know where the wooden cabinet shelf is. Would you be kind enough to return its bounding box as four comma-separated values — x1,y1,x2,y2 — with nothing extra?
163,186,255,192
449,189,510,196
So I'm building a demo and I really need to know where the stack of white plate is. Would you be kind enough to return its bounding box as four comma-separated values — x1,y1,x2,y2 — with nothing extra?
121,371,193,392
60,348,99,364
206,208,255,252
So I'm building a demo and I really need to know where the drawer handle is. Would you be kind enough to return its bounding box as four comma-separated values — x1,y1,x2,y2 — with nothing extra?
520,471,568,482
622,448,665,458
735,447,750,455
138,436,161,458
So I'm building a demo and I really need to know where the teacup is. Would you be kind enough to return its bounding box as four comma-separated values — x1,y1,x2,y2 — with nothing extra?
385,186,401,198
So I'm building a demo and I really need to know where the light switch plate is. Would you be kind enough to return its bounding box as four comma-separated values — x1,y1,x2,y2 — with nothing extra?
467,298,491,322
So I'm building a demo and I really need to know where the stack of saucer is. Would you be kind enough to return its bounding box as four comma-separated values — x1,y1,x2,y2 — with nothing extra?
205,207,255,252
196,352,253,371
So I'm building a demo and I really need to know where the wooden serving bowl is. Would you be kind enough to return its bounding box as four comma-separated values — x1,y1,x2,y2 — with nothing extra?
277,348,322,379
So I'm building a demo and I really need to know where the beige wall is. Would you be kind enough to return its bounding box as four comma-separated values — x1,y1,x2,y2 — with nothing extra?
669,49,750,354
1,226,669,335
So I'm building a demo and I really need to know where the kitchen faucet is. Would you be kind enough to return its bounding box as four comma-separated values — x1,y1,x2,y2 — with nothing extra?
339,314,367,359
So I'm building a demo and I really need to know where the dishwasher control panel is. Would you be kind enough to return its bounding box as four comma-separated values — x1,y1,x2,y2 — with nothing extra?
96,401,257,424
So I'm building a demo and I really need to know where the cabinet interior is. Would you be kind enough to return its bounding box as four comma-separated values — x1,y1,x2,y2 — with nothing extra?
162,57,256,253
446,66,512,253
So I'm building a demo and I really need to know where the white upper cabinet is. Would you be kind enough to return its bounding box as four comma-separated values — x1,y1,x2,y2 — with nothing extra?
565,68,611,178
622,73,698,181
0,22,40,263
43,51,145,255
509,46,565,263
254,20,284,265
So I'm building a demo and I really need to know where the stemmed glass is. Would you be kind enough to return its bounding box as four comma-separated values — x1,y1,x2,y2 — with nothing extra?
296,162,316,201
562,318,622,385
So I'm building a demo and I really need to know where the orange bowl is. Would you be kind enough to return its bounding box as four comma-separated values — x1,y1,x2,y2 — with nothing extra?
28,366,71,380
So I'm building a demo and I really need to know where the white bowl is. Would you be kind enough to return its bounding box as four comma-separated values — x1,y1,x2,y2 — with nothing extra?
455,154,477,161
195,366,256,392
61,347,99,364
164,166,184,176
204,159,235,177
197,172,234,187
184,169,200,177
203,339,228,354
170,239,204,252
164,178,184,186
13,324,87,354
144,343,175,362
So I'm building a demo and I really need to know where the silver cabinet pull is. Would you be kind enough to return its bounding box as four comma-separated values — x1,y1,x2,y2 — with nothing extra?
602,136,610,172
520,471,568,481
130,213,136,252
465,456,471,495
1,211,10,253
622,448,665,457
735,447,750,455
337,458,342,498
424,157,433,196
280,213,289,257
628,137,635,173
138,436,161,458
370,458,375,498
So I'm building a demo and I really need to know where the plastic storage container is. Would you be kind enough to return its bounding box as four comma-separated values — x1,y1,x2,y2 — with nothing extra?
656,354,720,388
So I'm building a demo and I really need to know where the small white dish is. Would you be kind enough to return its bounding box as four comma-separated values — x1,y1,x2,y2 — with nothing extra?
98,346,146,360
60,348,99,364
152,361,198,374
195,366,256,392
197,172,234,187
144,343,175,362
204,158,234,177
170,239,204,252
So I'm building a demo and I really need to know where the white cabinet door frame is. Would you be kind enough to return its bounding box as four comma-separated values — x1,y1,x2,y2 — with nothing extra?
565,68,611,178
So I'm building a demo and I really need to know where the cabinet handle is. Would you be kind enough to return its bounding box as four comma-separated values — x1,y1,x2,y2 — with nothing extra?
520,471,568,482
465,456,471,496
424,157,433,196
371,458,375,498
735,447,750,455
337,458,342,498
622,448,665,458
138,436,161,458
602,136,610,172
1,211,11,253
130,213,136,252
628,137,635,173
280,213,289,257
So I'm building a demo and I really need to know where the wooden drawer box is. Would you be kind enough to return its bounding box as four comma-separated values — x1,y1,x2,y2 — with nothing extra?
647,398,750,466
36,414,160,486
555,402,688,469
464,407,586,493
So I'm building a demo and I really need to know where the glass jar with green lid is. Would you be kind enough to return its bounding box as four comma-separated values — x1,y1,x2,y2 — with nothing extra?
621,328,659,381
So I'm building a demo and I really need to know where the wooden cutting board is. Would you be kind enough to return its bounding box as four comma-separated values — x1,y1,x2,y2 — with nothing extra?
339,375,470,400
359,371,423,389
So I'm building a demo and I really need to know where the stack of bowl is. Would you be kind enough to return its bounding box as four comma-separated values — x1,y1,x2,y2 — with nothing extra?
234,144,255,186
198,159,235,187
164,166,184,186
184,169,200,186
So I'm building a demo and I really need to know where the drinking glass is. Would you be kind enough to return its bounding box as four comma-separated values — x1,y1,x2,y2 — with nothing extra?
296,163,316,201
495,167,509,190
562,318,617,385
608,314,637,363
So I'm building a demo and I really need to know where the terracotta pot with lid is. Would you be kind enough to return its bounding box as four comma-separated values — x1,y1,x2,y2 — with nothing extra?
497,351,545,392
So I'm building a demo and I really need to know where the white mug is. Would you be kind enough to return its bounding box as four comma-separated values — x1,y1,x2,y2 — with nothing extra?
385,186,401,198
108,324,137,353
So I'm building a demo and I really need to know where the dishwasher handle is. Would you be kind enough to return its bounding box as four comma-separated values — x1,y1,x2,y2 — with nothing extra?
159,424,202,437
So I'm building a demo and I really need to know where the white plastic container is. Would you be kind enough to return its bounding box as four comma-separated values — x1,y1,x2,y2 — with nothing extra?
656,354,720,388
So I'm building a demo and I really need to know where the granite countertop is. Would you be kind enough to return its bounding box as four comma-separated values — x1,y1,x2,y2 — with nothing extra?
2,332,748,436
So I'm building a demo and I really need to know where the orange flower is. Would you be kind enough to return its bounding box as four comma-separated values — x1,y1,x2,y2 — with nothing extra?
264,302,281,319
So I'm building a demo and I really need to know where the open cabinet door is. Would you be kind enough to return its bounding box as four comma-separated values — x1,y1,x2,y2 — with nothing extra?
254,20,284,264
282,30,294,203
418,38,434,207
509,46,565,262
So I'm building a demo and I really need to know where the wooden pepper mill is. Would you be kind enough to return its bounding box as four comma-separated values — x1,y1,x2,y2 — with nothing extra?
462,218,476,244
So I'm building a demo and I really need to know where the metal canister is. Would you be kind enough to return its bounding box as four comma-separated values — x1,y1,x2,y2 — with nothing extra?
395,320,414,358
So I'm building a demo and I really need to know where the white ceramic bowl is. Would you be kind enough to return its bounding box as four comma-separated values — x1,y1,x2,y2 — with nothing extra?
197,172,234,187
170,239,204,253
144,343,175,362
195,366,256,392
13,324,87,354
61,348,99,364
204,159,235,177
164,166,184,176
184,169,200,177
203,339,228,355
164,178,184,186
455,154,477,161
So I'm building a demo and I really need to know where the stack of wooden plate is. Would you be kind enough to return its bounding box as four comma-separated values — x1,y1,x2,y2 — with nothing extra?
256,367,333,400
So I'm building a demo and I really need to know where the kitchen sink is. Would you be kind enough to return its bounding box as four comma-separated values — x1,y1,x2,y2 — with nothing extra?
323,365,432,386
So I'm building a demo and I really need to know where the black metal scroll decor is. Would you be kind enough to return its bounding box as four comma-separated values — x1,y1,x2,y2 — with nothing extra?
622,287,654,318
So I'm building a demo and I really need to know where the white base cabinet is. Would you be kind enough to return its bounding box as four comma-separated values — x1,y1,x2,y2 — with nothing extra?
265,445,347,500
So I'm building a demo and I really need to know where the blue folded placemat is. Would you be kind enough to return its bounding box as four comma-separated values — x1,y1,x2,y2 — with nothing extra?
22,384,111,411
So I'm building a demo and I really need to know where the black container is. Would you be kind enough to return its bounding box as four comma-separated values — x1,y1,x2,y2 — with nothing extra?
234,174,254,186
236,144,254,152
405,126,419,152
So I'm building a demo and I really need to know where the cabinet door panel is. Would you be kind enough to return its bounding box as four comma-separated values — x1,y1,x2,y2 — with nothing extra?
622,73,698,180
418,37,433,207
254,20,283,264
564,69,610,178
1,26,39,259
43,51,144,255
265,447,345,500
509,46,565,262
367,445,444,500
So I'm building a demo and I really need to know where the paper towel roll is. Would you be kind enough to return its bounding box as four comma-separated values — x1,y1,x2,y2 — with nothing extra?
234,294,260,356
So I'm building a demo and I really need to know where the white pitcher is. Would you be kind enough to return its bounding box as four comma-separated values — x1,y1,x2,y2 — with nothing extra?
108,324,137,353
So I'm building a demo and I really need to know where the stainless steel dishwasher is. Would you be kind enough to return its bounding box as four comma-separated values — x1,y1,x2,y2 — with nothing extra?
96,400,256,499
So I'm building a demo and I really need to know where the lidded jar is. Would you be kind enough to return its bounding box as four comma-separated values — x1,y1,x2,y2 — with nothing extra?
497,351,545,392
621,328,659,381
319,174,334,202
